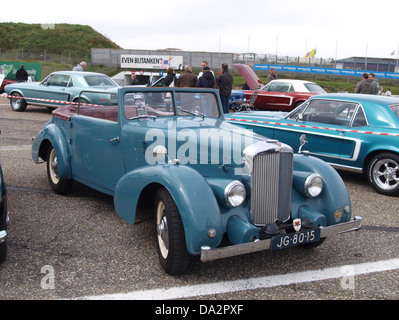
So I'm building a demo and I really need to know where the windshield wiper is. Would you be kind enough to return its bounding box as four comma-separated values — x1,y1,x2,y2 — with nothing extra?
180,108,205,119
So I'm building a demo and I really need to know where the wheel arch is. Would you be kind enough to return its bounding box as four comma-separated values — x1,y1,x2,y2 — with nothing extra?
363,149,399,174
114,165,224,255
32,124,72,179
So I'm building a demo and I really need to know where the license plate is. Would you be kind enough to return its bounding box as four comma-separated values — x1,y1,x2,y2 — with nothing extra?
271,229,321,250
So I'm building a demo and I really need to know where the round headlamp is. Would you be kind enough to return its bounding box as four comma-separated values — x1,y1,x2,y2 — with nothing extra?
224,181,246,207
304,173,323,198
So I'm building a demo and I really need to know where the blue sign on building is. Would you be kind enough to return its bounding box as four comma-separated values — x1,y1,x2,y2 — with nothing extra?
254,64,399,80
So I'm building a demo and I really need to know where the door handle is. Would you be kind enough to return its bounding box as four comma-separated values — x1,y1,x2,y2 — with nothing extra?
109,136,120,143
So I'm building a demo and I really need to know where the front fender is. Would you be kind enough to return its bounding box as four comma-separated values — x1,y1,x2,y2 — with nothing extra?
114,164,224,255
291,153,352,226
32,123,72,179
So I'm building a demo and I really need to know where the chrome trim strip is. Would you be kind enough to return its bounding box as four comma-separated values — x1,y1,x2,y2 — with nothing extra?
200,216,362,262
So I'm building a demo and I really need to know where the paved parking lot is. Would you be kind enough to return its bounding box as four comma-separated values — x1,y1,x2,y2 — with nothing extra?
0,95,398,302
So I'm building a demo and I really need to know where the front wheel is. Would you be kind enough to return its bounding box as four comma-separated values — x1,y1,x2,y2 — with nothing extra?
367,152,399,196
46,146,73,195
155,188,190,275
10,92,27,112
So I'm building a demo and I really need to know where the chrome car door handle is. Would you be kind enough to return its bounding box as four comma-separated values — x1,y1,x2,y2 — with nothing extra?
109,136,120,143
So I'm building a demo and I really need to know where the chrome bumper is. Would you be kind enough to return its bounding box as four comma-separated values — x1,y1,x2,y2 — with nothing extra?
0,230,7,244
200,216,362,262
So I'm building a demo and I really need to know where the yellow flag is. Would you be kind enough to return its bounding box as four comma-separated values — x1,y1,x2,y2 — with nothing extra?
304,48,317,58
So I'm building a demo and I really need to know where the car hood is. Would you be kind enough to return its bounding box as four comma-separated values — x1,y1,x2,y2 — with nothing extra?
4,81,40,91
234,63,263,90
132,116,289,170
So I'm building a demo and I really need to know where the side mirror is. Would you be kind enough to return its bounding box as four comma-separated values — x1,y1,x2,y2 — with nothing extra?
298,134,308,154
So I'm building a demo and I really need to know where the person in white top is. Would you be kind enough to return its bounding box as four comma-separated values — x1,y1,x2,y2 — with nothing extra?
198,61,214,78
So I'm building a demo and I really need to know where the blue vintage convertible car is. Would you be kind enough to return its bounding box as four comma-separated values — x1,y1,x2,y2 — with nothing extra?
227,93,399,196
4,71,119,112
31,87,361,274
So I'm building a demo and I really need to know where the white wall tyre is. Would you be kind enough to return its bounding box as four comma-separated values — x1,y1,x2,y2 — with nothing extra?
46,146,73,195
155,188,190,275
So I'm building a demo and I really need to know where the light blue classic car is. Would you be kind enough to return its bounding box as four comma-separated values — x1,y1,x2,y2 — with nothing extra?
227,93,399,196
4,71,119,112
32,87,361,274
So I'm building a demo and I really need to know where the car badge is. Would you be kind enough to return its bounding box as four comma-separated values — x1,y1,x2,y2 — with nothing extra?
293,218,301,232
334,207,343,223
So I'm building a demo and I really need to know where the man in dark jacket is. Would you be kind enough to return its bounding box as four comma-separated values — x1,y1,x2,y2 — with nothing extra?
217,64,233,113
16,65,29,82
196,66,215,88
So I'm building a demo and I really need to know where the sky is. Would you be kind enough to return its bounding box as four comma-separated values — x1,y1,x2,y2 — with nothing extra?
1,0,399,60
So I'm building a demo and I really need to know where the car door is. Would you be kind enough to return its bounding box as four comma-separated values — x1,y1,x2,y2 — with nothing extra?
273,99,358,165
254,82,294,111
25,74,71,106
69,112,125,194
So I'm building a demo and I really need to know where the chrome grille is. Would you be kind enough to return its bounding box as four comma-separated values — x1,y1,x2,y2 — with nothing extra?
251,150,293,225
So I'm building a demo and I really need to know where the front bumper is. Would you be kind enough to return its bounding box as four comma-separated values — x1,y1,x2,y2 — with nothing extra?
200,216,362,262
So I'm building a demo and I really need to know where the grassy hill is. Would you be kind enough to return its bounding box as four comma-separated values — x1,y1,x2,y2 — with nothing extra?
0,23,121,59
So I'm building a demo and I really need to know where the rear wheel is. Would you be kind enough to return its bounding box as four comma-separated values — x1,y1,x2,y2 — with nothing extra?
46,146,73,195
10,92,27,112
367,153,399,196
155,188,190,275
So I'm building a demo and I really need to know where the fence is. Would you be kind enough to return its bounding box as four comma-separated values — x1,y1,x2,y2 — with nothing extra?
0,49,89,66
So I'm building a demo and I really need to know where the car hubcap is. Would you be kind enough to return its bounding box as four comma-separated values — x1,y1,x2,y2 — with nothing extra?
373,159,399,191
49,149,60,183
12,96,21,109
156,202,169,258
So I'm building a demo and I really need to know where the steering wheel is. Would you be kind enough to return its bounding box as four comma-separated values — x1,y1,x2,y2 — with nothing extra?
307,113,318,122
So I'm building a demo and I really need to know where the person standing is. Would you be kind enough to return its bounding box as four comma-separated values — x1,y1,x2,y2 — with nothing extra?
369,73,379,95
72,61,87,71
164,67,177,87
267,67,277,83
177,65,197,87
196,66,215,88
16,65,29,82
217,63,233,113
131,73,139,85
198,61,214,78
355,73,373,94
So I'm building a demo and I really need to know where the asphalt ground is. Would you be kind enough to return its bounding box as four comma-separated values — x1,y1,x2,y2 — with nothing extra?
0,95,398,306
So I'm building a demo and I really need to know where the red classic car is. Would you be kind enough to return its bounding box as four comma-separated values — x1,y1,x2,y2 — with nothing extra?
0,78,17,93
234,63,326,111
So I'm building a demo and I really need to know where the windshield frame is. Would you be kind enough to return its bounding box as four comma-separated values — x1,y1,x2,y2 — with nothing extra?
121,88,222,121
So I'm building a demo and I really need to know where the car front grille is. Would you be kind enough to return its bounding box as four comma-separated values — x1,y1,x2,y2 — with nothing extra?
250,150,293,225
